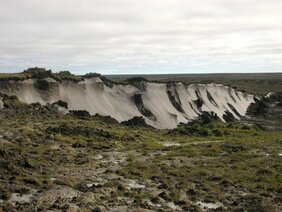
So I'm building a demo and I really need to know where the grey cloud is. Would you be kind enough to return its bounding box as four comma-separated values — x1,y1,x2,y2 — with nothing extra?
0,0,282,73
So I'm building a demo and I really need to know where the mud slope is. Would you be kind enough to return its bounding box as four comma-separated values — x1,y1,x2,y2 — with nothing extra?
0,77,254,128
244,92,282,130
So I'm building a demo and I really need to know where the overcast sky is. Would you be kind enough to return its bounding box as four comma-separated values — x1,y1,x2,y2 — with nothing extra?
0,0,282,74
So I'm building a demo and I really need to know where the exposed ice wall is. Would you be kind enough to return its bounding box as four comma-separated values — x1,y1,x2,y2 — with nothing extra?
0,77,254,129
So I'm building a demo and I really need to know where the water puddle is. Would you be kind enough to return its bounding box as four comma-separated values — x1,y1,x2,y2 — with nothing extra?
197,201,223,211
8,190,37,203
161,142,181,147
167,201,181,210
94,154,103,160
127,179,145,189
87,178,107,188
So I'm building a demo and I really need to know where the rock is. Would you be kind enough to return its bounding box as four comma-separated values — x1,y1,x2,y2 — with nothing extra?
121,116,152,128
70,110,91,119
223,111,236,122
34,79,50,91
52,100,68,109
92,207,102,212
166,83,185,113
133,94,156,121
125,77,148,91
197,111,220,124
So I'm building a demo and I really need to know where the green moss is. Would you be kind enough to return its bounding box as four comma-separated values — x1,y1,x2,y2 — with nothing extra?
0,99,281,210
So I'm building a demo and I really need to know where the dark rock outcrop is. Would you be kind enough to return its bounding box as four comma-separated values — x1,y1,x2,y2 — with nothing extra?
34,79,50,91
133,94,156,121
121,116,152,128
207,91,218,107
223,111,236,122
52,100,68,109
166,83,184,113
227,103,241,118
197,111,220,124
100,76,115,88
194,98,204,110
126,77,148,91
194,90,204,110
70,110,91,119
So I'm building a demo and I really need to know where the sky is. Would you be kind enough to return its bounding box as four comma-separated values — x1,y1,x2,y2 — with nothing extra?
0,0,282,74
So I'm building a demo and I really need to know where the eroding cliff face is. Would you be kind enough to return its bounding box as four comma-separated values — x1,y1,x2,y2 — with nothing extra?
0,77,254,129
0,78,59,104
245,92,282,130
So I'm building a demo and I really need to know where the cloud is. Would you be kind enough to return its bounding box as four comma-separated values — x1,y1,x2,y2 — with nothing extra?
0,0,282,74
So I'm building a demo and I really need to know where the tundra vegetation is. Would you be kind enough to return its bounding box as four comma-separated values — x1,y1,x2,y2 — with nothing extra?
107,73,282,95
0,95,281,211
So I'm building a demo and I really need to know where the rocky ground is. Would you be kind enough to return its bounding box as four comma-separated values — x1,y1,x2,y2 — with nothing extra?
0,97,281,211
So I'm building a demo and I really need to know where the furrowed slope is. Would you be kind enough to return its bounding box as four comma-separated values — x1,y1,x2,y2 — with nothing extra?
0,77,254,128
